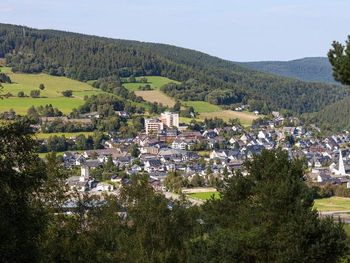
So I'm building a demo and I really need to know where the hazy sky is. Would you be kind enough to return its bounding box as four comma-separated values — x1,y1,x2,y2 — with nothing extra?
1,0,349,61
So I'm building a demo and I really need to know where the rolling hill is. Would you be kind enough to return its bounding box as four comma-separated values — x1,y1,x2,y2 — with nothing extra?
0,23,348,115
239,57,337,84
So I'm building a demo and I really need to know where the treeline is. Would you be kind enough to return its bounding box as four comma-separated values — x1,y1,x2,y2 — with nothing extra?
37,133,106,152
1,121,349,262
0,23,348,114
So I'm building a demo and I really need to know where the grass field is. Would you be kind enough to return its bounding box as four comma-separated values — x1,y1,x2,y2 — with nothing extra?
35,132,95,139
183,101,221,113
134,90,176,107
123,76,179,92
0,67,103,114
199,110,259,126
0,97,86,115
314,197,350,212
124,76,178,107
188,192,220,200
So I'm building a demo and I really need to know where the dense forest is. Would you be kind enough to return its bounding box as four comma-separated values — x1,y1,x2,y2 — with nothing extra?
305,96,350,132
1,121,349,262
240,57,336,84
0,23,349,114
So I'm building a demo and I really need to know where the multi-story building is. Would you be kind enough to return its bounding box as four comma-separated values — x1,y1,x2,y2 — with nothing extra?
160,112,179,128
145,118,164,135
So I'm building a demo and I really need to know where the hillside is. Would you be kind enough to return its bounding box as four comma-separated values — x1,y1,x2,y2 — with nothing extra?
306,96,350,132
0,23,349,115
240,57,337,84
0,66,103,114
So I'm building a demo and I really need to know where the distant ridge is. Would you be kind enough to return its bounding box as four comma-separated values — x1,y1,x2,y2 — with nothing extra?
239,57,337,84
0,23,348,115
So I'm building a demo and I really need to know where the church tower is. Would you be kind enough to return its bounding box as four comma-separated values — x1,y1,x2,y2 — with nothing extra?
338,150,346,175
80,165,90,182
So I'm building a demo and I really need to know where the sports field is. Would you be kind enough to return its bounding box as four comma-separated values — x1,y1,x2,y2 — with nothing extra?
188,192,220,200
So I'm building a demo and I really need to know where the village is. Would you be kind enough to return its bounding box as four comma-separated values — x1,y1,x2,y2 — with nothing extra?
51,110,350,196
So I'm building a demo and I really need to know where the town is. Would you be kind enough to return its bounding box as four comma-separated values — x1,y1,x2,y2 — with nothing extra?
38,110,350,197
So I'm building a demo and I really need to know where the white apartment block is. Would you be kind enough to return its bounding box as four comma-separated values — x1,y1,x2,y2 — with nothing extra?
160,112,179,128
145,118,164,135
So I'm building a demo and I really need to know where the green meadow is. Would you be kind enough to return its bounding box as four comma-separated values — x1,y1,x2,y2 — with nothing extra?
0,67,103,114
182,101,221,113
123,76,179,92
35,132,95,140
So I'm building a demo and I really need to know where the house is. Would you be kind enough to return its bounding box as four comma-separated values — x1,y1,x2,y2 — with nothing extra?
96,182,114,192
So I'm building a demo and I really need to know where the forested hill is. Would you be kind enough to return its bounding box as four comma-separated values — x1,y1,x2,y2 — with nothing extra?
239,57,336,84
305,96,350,132
0,23,348,114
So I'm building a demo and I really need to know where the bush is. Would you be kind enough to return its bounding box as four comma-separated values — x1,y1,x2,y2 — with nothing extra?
30,90,41,98
18,91,25,97
61,90,73,97
39,83,45,90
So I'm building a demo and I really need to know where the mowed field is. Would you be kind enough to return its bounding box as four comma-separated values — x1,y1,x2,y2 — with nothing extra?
135,90,176,107
314,197,350,212
0,67,103,114
124,76,178,107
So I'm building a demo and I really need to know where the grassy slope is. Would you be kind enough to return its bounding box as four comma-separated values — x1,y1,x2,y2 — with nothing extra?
0,67,102,114
124,76,179,107
123,76,179,91
125,78,259,126
314,197,350,212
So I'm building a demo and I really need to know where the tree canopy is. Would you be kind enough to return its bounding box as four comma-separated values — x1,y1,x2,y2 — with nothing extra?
328,36,350,85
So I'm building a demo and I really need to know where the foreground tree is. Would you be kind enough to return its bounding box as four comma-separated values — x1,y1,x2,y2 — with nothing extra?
190,149,348,262
0,121,48,262
328,36,350,85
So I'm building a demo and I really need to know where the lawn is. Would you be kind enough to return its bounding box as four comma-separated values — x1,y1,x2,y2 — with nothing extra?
188,192,220,200
35,132,95,139
0,67,103,114
314,197,350,212
123,76,179,92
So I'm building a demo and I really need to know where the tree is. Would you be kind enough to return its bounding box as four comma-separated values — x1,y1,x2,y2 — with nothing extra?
18,91,25,97
61,89,73,97
328,36,350,85
164,171,185,194
173,101,181,112
129,144,140,158
0,121,48,262
190,149,348,262
30,89,40,98
39,83,45,90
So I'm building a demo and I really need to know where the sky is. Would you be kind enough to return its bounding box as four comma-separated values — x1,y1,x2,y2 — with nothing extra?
0,0,349,62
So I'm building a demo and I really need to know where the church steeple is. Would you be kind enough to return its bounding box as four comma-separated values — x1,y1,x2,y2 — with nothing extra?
339,149,346,175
